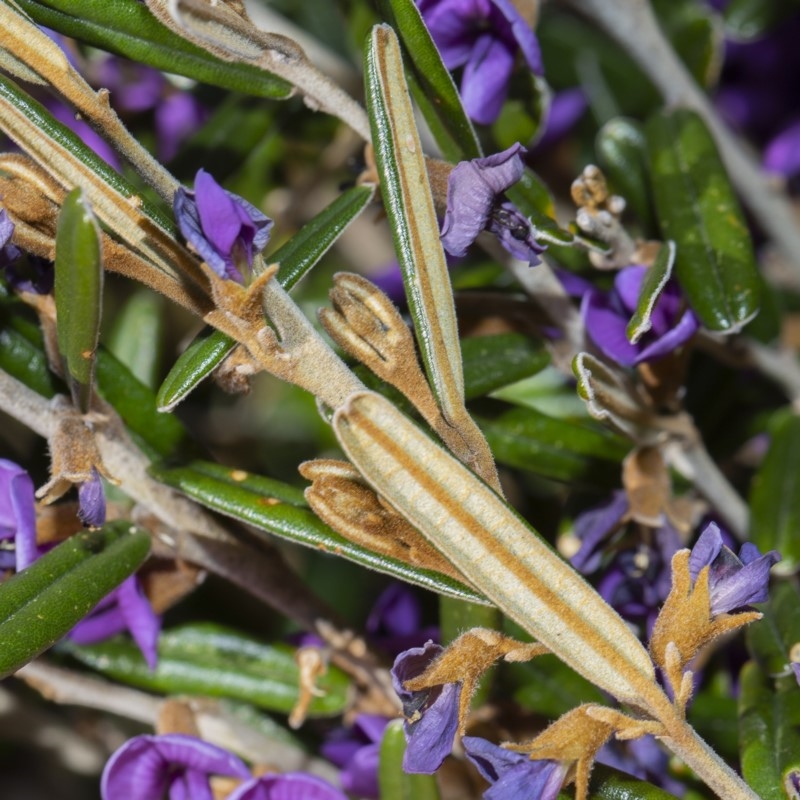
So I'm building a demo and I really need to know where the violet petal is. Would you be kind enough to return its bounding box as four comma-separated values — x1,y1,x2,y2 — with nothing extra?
227,773,348,800
461,33,515,125
78,467,106,528
490,0,543,75
582,289,641,366
116,575,162,670
0,459,38,571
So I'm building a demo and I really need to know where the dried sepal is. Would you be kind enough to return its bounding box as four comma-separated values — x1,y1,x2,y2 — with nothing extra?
622,445,670,526
571,165,634,269
289,646,328,729
35,396,115,505
649,549,761,702
299,458,465,582
506,704,616,800
402,628,547,735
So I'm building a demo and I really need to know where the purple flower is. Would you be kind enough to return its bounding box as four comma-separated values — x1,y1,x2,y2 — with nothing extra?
688,523,780,616
77,467,106,528
155,92,207,162
463,736,566,800
0,459,38,572
597,736,685,797
763,118,800,180
321,714,390,799
418,0,542,124
49,102,122,170
441,143,545,265
227,772,348,800
570,492,682,637
70,574,162,669
174,169,273,283
532,88,587,153
366,583,439,654
391,641,460,773
100,733,250,800
582,265,699,367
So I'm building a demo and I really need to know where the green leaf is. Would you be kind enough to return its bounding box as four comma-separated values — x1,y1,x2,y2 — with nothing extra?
645,108,760,332
596,117,656,234
54,188,103,413
723,0,800,40
626,241,676,344
64,623,350,717
477,405,628,485
107,290,164,389
0,522,150,678
273,184,376,291
461,333,549,401
588,765,682,799
506,169,576,246
16,0,292,98
378,720,441,800
96,348,192,460
375,0,481,161
653,0,724,87
749,408,800,574
746,582,800,678
156,329,236,413
156,184,375,411
739,660,800,800
149,460,486,604
365,24,466,417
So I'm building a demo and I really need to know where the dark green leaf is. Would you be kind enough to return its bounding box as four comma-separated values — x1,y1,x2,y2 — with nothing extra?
746,582,800,678
588,765,682,799
54,188,103,412
596,117,656,234
64,623,349,716
749,408,800,574
506,169,575,246
156,329,236,413
461,333,549,401
739,660,800,800
157,185,375,411
272,184,376,291
17,0,291,98
378,720,441,800
723,0,800,40
150,461,487,604
627,241,676,343
0,522,150,678
96,348,192,460
477,406,628,485
645,108,760,332
375,0,481,161
653,0,724,87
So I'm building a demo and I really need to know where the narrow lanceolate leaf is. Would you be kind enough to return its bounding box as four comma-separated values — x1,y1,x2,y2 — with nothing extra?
379,720,441,800
65,623,350,717
596,117,656,234
333,392,660,709
645,108,759,332
588,765,681,799
739,660,800,800
364,25,465,416
749,408,800,575
156,185,375,411
15,0,292,98
0,522,150,678
55,188,103,412
626,240,676,343
375,0,481,161
150,460,486,604
272,184,376,291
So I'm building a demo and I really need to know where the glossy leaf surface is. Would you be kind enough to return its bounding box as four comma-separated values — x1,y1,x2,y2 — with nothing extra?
65,623,350,716
0,522,150,678
150,460,486,604
54,188,103,412
739,660,800,800
646,108,759,332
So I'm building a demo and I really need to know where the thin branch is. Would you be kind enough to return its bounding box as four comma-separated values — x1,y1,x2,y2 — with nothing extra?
563,0,800,285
